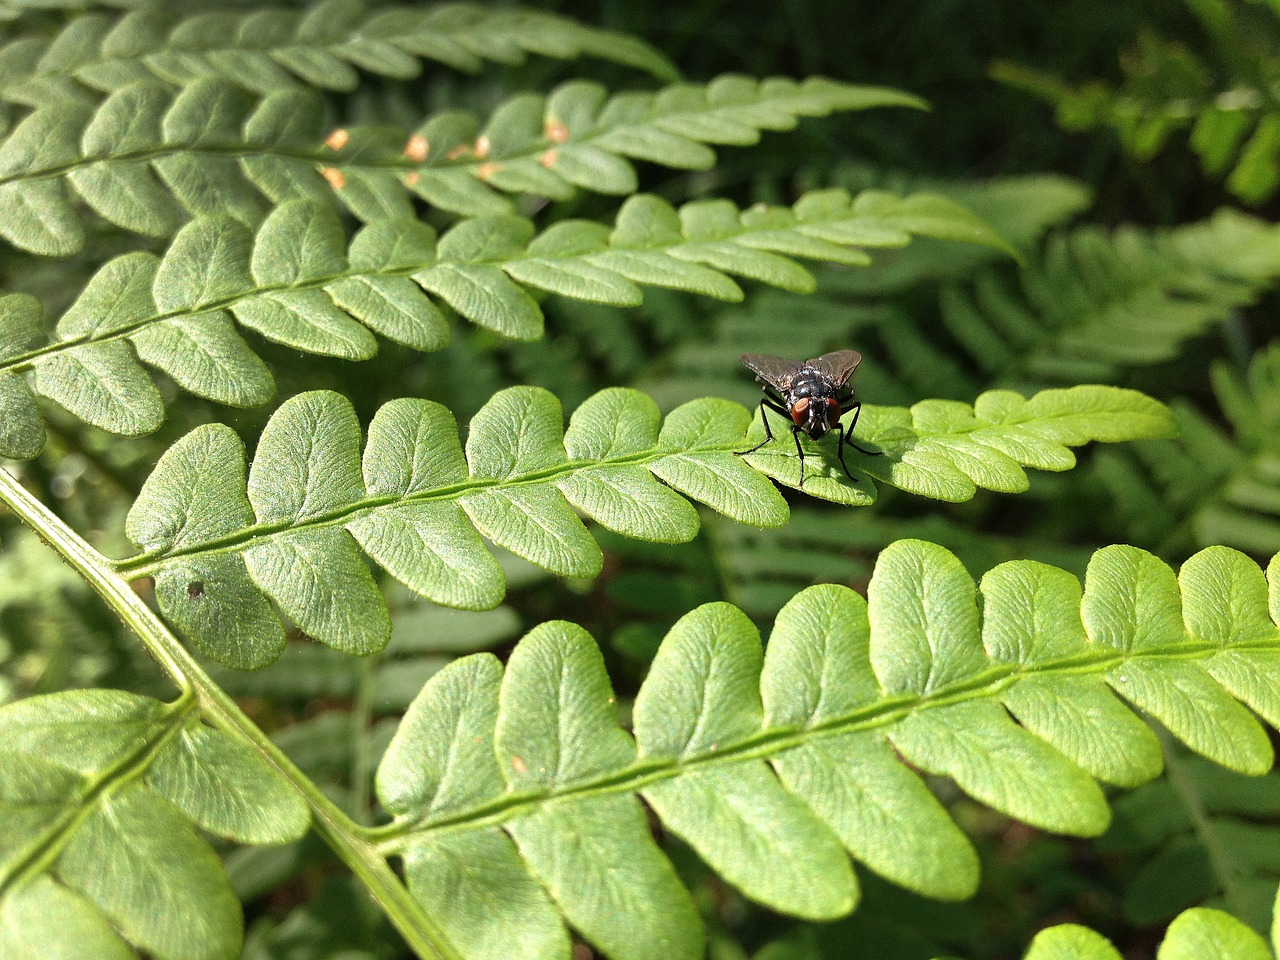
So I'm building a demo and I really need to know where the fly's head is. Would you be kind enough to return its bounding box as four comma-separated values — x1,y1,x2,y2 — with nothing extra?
789,394,842,440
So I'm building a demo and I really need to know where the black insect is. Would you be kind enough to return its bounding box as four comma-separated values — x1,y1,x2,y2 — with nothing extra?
738,350,878,487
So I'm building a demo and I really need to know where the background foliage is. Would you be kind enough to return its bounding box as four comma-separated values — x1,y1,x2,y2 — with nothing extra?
3,1,1280,960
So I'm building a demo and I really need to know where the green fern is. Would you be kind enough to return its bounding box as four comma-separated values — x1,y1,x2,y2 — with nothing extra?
7,534,1280,960
1006,906,1272,960
366,540,1280,960
0,190,1007,460
991,1,1280,203
0,1,678,108
0,74,923,252
931,210,1280,390
0,689,308,960
112,383,1170,667
1101,748,1280,934
1094,340,1280,558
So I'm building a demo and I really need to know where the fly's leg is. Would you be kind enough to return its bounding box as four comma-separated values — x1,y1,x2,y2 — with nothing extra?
738,396,790,455
793,424,808,487
833,422,857,484
845,401,882,456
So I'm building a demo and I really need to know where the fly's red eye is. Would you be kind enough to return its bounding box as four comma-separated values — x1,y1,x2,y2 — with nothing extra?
790,397,810,425
826,398,842,419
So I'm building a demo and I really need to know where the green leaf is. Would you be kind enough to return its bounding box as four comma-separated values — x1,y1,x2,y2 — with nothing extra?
0,877,134,960
0,689,311,960
1085,546,1273,773
243,527,390,655
129,312,275,407
247,391,364,524
1158,908,1272,960
378,655,504,819
1024,924,1122,960
496,621,636,789
120,382,1174,664
147,724,308,845
6,184,1014,460
348,504,505,610
0,374,44,460
57,783,242,960
373,542,1280,955
152,215,254,312
761,585,979,900
154,555,287,671
34,341,164,437
127,424,252,553
507,796,705,960
401,830,567,960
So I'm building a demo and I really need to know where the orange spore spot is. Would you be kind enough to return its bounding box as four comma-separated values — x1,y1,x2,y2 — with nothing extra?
403,171,420,186
539,149,558,167
511,754,527,774
476,161,500,180
320,166,345,189
474,135,491,159
324,128,350,151
404,133,428,162
545,118,570,143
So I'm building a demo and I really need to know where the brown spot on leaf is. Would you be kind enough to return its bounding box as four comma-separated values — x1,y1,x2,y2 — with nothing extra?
511,754,527,774
404,133,428,162
187,581,205,600
545,118,569,143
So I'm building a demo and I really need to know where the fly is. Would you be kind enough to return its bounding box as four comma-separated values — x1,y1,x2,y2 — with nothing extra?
738,349,879,487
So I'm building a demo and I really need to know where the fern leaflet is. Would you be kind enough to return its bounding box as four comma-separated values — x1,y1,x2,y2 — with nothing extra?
0,1,678,108
0,74,923,252
0,190,1009,460
112,384,1170,667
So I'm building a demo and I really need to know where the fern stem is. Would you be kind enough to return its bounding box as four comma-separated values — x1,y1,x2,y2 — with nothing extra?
351,654,377,827
0,466,462,960
1157,726,1253,918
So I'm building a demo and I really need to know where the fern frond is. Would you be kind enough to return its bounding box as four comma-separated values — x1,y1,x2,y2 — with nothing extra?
0,191,1008,460
933,210,1280,388
112,383,1169,667
0,1,678,109
0,689,308,960
371,540,1280,960
0,74,921,253
992,4,1280,203
1101,748,1280,933
1095,341,1280,558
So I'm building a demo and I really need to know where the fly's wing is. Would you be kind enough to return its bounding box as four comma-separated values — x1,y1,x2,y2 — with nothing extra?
740,353,804,390
808,350,862,388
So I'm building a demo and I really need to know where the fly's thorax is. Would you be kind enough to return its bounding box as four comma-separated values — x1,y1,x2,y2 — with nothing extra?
789,370,833,400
